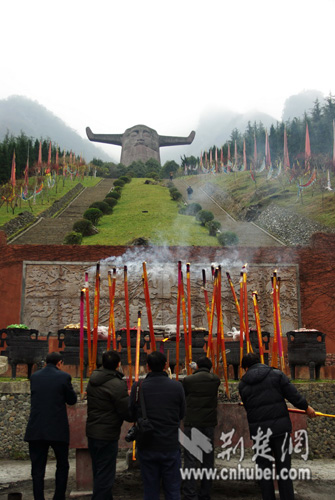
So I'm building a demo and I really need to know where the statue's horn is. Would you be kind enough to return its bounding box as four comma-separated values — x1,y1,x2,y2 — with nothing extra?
159,130,195,148
86,127,123,146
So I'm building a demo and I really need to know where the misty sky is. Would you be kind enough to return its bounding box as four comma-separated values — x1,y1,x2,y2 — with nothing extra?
1,0,334,159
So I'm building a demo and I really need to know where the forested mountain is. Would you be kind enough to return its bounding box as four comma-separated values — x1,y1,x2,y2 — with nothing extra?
0,96,113,163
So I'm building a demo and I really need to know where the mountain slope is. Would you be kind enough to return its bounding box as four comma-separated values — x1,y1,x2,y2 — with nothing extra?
0,95,113,162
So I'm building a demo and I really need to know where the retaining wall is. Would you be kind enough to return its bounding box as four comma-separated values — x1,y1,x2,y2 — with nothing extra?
0,380,334,460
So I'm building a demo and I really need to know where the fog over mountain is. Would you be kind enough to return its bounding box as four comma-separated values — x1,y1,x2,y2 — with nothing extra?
0,91,326,165
0,96,113,162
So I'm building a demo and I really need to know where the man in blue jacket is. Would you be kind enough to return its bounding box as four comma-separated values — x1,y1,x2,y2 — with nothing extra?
24,351,77,500
239,353,316,500
129,351,185,500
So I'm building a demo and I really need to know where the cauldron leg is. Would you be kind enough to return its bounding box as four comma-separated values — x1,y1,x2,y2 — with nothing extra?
309,361,315,381
315,365,321,380
290,364,295,380
27,364,33,379
11,363,17,379
233,364,239,381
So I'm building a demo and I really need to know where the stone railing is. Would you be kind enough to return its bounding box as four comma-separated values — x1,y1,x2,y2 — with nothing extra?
0,380,334,460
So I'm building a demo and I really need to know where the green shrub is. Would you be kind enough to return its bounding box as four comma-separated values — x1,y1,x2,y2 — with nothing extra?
104,197,118,208
169,186,182,202
105,192,114,198
179,202,202,216
64,231,82,244
73,219,95,236
217,231,239,246
119,175,131,183
113,179,125,188
83,208,103,225
89,201,111,214
206,220,222,236
109,191,121,200
114,186,123,193
196,210,214,226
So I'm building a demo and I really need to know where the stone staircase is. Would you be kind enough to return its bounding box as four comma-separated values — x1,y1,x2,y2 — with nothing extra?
12,179,115,244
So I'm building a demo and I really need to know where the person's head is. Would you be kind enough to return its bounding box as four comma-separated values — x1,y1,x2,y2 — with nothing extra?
241,353,261,370
102,350,121,370
46,352,63,367
146,351,167,372
196,356,212,371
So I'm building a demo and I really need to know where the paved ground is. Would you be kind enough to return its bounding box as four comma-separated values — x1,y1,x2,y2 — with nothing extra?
11,179,115,244
173,176,285,247
1,455,334,499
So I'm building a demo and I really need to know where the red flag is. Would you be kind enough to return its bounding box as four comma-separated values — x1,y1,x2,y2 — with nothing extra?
305,123,311,169
11,151,16,189
48,141,52,165
200,151,203,168
37,141,42,173
253,135,257,169
234,140,238,167
220,147,223,169
215,146,218,172
70,151,73,164
205,151,208,168
209,148,212,167
243,139,247,171
283,127,290,171
55,146,59,175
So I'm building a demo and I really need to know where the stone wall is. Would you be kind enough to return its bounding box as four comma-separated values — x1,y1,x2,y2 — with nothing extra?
0,380,334,460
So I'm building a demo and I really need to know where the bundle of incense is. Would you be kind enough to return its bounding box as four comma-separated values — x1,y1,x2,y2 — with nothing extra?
252,291,264,363
124,266,132,384
84,272,92,374
142,262,156,351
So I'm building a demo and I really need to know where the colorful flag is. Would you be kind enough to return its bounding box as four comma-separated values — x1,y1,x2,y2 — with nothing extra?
234,140,238,168
265,130,271,168
37,140,42,174
200,151,203,168
46,141,52,174
215,146,218,172
243,139,247,171
24,154,29,188
55,146,59,175
253,135,257,169
283,127,290,171
11,151,16,192
305,123,311,170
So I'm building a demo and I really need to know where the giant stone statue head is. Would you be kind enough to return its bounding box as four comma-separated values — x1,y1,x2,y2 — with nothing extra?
86,124,195,166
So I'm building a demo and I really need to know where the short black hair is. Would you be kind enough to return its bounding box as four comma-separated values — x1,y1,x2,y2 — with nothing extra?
196,356,212,370
102,350,121,370
147,351,166,372
241,353,261,370
46,352,63,365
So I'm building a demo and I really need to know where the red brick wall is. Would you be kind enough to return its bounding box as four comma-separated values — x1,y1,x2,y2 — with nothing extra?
1,231,334,354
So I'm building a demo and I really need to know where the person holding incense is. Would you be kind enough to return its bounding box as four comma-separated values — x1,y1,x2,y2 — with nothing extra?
239,353,316,500
129,351,185,500
24,352,77,500
182,356,220,500
86,350,131,499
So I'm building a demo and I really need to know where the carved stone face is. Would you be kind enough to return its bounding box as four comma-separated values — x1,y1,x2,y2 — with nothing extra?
121,124,160,165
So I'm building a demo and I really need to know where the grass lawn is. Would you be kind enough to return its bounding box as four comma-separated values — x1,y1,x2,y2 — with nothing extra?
0,176,101,226
82,178,220,246
184,170,335,228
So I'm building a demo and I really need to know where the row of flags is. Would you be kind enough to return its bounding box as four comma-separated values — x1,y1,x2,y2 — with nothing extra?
199,121,335,175
9,141,83,197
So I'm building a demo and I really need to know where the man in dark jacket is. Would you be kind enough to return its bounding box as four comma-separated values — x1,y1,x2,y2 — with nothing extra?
86,350,131,499
24,351,77,500
182,356,220,500
239,353,316,500
129,351,185,500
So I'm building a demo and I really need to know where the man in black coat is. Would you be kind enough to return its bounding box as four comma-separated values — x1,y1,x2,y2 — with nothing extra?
24,351,77,500
182,356,220,500
239,353,316,500
129,351,185,500
86,350,131,500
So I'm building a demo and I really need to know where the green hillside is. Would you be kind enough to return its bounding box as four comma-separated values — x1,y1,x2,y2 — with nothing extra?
82,178,220,246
